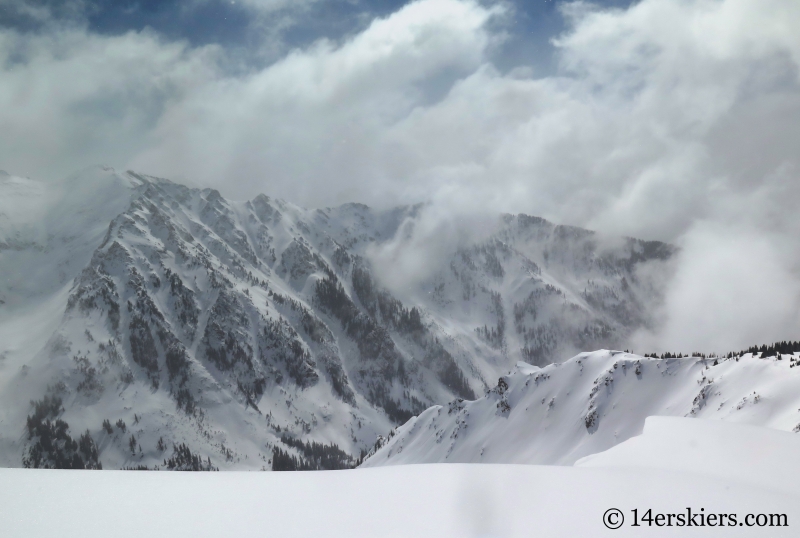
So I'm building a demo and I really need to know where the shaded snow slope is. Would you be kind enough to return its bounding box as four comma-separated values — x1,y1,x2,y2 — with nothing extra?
2,418,798,537
361,350,800,467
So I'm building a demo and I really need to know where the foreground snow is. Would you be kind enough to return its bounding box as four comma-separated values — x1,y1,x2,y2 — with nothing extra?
2,418,797,537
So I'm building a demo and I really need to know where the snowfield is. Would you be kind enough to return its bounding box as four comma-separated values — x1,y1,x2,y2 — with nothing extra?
1,417,798,537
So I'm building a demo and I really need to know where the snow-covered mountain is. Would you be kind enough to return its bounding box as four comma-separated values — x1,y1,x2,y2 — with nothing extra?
0,167,674,470
360,350,800,468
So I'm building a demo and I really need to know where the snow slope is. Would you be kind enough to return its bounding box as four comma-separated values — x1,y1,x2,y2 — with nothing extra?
361,350,800,467
1,417,797,537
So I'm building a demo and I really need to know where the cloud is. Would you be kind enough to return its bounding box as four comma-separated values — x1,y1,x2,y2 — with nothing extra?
128,0,501,202
0,27,221,181
632,222,800,353
366,202,501,300
0,0,799,350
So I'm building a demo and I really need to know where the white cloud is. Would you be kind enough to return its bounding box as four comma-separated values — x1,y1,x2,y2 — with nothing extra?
1,0,799,350
0,27,220,181
632,222,800,353
128,0,500,203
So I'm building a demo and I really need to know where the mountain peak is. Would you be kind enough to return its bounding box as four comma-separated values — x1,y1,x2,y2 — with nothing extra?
1,171,679,470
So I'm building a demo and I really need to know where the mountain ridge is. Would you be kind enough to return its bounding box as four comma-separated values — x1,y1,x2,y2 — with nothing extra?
360,348,800,468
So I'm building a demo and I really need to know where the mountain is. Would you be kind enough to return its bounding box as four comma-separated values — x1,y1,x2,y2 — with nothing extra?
0,167,674,470
359,349,800,468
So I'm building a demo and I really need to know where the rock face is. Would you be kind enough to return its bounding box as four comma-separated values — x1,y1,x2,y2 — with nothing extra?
0,168,674,470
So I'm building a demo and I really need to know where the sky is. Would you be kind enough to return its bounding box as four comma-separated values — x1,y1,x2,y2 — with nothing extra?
1,0,799,352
